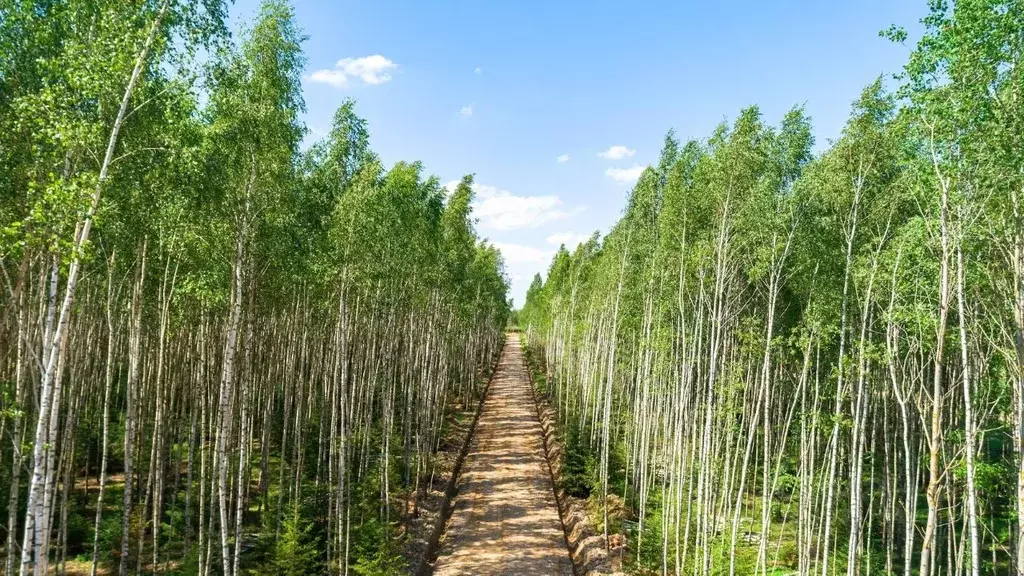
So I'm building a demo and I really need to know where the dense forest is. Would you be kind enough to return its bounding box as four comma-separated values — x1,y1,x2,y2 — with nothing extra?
521,1,1024,575
0,1,509,575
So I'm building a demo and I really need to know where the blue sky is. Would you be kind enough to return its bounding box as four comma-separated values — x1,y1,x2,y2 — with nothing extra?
233,0,924,306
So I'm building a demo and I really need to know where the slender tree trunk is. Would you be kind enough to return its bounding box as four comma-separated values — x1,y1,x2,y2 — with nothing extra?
90,252,118,576
119,240,148,576
920,139,952,576
957,237,979,576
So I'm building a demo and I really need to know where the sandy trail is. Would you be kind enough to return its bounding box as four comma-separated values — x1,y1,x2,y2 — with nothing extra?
432,337,574,576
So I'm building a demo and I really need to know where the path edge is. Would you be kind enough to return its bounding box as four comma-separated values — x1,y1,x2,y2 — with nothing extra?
523,335,625,576
413,336,504,576
522,337,581,576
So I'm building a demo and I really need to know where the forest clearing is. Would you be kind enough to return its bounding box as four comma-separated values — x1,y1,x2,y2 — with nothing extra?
2,0,1024,574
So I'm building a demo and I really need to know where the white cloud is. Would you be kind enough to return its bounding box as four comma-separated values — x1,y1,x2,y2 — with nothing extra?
307,55,397,88
445,181,582,230
605,165,645,183
308,69,348,88
557,154,570,163
546,232,590,248
490,242,554,265
474,66,483,75
597,145,636,160
460,105,473,117
473,184,582,230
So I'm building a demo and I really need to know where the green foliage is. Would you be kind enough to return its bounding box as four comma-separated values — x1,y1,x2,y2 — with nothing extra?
6,0,1024,573
274,507,324,576
344,465,403,574
520,3,1024,571
347,511,406,576
560,421,597,499
0,2,507,575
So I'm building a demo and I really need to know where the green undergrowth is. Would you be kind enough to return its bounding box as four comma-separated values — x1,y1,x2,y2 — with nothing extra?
28,347,504,576
519,334,856,575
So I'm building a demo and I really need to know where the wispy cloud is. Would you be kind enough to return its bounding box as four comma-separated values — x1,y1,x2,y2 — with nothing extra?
474,184,582,230
460,105,474,117
557,154,570,163
605,165,645,183
597,145,636,160
307,55,397,88
474,66,483,75
546,232,590,248
444,181,584,231
490,242,554,265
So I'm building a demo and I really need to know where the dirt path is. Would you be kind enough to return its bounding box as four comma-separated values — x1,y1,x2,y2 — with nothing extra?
432,336,574,576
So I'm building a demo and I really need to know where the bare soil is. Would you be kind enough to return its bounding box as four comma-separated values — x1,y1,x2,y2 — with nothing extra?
432,338,574,576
